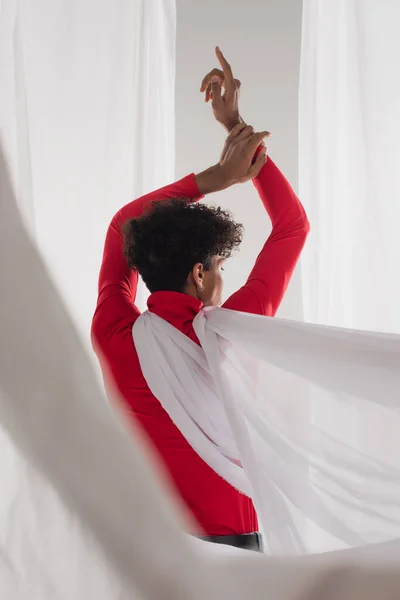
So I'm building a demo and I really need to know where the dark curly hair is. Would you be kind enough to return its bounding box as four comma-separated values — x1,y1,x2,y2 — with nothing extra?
123,198,244,293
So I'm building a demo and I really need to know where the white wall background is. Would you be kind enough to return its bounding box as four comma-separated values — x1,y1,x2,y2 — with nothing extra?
175,0,304,319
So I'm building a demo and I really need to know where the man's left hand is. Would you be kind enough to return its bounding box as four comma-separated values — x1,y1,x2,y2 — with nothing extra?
200,47,242,132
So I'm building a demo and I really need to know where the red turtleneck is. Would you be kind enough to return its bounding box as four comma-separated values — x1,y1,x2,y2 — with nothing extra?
92,159,309,535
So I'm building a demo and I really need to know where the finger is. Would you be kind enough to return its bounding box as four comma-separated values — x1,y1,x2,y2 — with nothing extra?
216,46,233,78
200,72,240,98
205,83,212,103
247,147,268,179
235,124,255,141
245,131,271,152
227,122,248,139
205,76,222,103
211,78,223,108
215,46,235,91
200,68,224,92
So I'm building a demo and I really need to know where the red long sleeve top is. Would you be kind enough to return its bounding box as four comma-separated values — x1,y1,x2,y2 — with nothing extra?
92,158,309,536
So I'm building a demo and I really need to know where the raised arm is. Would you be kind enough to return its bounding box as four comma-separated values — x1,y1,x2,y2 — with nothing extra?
201,47,309,316
95,175,203,317
224,158,309,315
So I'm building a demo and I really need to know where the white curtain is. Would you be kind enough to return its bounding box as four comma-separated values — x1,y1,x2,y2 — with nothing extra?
299,0,400,332
0,0,176,336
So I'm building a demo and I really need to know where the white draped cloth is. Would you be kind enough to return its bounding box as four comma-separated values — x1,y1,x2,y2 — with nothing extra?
133,308,400,555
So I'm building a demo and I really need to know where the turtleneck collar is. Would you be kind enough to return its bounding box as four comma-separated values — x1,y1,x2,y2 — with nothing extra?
147,291,203,332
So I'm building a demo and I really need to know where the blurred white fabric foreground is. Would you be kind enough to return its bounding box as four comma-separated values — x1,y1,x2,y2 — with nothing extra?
0,0,175,336
2,145,400,600
299,0,400,332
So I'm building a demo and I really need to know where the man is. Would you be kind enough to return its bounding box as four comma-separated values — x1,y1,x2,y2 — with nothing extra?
92,48,309,552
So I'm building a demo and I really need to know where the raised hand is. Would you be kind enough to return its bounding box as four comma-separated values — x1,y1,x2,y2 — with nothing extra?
195,124,269,195
200,47,242,132
219,123,269,185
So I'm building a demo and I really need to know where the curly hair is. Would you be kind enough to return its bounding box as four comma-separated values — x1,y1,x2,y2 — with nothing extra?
123,198,244,293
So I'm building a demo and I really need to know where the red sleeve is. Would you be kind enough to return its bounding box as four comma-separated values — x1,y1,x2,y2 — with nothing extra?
223,158,310,316
92,174,203,346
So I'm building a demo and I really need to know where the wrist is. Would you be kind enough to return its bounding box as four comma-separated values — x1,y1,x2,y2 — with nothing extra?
195,164,232,195
221,116,245,133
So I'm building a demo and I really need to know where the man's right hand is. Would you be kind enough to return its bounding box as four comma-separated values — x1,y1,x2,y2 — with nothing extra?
195,124,269,195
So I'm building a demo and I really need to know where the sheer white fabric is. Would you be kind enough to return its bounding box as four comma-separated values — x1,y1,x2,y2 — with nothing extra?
3,136,400,599
133,308,400,555
0,0,175,333
299,0,400,332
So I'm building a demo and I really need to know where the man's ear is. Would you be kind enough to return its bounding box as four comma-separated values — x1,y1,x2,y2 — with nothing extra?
193,263,205,292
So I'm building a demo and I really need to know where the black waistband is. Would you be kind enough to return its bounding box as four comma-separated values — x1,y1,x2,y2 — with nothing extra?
197,532,263,553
